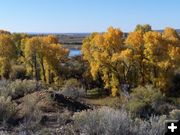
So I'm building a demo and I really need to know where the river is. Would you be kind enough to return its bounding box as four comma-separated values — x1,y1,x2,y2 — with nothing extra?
69,49,81,57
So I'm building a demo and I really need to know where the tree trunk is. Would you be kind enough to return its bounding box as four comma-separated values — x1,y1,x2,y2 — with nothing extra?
40,57,46,83
34,53,39,82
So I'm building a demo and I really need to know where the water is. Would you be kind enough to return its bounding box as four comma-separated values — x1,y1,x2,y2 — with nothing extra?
69,49,81,57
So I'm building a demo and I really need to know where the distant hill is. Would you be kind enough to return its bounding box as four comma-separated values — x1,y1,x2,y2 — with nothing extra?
26,29,180,50
27,29,180,36
27,32,90,37
156,29,180,34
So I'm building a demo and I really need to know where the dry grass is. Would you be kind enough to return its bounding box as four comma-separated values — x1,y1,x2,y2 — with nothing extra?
83,96,123,108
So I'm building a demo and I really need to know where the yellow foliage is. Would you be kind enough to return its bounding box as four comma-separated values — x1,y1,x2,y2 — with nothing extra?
0,34,16,78
125,31,144,53
24,36,69,83
82,27,124,96
144,31,165,64
82,26,180,95
43,35,59,44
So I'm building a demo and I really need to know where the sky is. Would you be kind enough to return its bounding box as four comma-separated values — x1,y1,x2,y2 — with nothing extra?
0,0,180,33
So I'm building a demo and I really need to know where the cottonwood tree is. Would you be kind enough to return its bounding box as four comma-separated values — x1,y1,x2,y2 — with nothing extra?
24,37,42,81
83,26,180,96
134,24,152,33
24,36,69,84
126,26,180,91
0,34,16,79
43,43,69,84
125,30,146,85
82,27,125,96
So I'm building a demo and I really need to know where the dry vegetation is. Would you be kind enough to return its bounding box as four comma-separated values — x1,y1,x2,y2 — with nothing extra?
0,25,180,134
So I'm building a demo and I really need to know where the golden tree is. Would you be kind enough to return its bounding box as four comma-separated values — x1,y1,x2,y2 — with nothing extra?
126,26,180,91
162,28,180,90
43,35,59,44
24,37,42,81
143,31,167,88
82,27,125,96
0,34,16,78
24,36,69,83
134,24,152,33
43,43,69,84
125,30,147,85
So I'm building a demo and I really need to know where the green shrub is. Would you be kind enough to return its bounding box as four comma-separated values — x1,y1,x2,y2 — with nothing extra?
60,78,85,99
10,65,27,80
63,78,80,88
7,80,41,99
86,88,104,98
61,58,85,80
127,85,165,117
0,80,42,99
0,96,16,123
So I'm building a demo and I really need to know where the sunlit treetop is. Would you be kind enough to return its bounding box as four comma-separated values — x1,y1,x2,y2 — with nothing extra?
0,30,11,35
134,24,152,33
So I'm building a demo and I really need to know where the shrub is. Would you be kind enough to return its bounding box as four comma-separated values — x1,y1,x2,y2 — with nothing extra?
10,65,27,80
1,80,41,99
60,78,85,99
73,107,166,135
57,110,72,126
86,88,104,98
0,79,9,88
63,78,80,88
22,95,42,129
169,109,180,119
168,73,180,97
132,115,166,135
0,96,16,123
0,131,10,135
173,97,180,108
0,79,10,97
154,102,175,115
61,57,86,80
127,85,165,117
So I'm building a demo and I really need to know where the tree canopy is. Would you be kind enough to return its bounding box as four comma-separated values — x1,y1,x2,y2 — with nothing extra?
82,26,180,96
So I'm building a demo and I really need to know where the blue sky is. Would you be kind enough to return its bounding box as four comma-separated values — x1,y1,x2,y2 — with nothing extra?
0,0,180,33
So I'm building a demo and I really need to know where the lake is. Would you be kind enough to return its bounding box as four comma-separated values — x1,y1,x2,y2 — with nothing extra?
69,49,81,57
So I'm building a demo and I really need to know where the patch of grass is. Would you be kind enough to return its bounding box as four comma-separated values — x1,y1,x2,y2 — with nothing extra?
84,96,122,108
86,88,103,98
